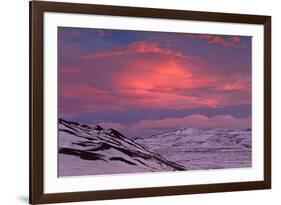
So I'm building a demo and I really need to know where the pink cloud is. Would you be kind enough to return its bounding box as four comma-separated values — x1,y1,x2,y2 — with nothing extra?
132,114,251,130
129,41,188,59
60,85,108,99
59,84,126,113
203,74,252,93
220,75,251,92
117,60,214,90
187,34,247,48
60,40,250,114
100,114,251,137
81,50,129,60
81,41,194,61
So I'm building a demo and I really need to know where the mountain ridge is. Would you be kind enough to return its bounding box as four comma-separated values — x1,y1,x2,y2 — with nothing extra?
58,118,186,176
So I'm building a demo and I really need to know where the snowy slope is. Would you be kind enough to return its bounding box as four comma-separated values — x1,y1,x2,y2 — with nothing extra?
136,127,251,170
58,119,186,176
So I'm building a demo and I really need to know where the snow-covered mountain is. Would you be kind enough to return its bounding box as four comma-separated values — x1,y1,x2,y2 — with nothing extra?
135,127,251,170
58,119,186,176
59,118,251,176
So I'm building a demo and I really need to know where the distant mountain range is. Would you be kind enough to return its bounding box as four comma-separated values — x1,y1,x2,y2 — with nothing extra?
135,127,251,170
58,119,251,176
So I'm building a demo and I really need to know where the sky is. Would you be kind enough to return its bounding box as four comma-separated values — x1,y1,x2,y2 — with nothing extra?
58,27,252,138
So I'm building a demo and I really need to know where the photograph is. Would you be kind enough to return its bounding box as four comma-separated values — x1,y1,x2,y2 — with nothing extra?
29,2,271,203
58,27,252,177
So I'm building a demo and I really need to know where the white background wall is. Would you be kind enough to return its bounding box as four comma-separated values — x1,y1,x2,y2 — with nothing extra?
0,0,279,204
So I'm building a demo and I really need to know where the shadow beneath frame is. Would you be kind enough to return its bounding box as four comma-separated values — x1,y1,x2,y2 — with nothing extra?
17,195,29,203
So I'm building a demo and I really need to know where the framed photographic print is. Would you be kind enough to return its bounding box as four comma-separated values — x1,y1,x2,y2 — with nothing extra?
29,0,271,204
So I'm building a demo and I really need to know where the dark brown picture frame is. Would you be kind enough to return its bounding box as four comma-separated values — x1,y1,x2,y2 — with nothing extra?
30,1,271,204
